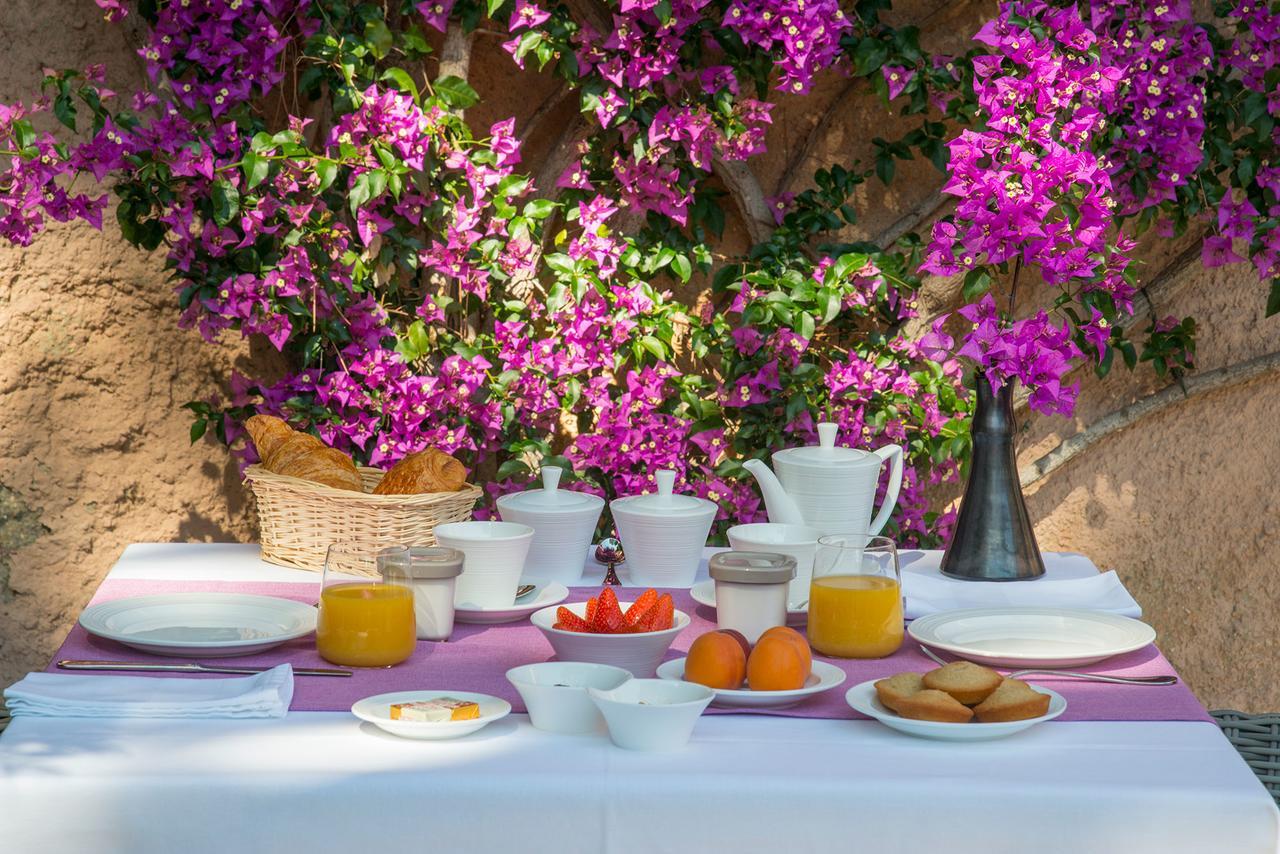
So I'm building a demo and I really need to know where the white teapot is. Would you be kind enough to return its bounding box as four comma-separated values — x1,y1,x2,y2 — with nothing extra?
742,422,903,538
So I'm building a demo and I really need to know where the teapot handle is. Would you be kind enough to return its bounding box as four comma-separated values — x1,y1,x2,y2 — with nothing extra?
866,445,904,536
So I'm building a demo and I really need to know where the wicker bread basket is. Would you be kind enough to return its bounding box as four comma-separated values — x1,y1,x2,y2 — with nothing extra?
244,464,482,571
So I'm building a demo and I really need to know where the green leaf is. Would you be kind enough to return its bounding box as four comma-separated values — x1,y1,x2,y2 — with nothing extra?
496,458,531,481
433,75,479,109
242,152,270,189
852,38,890,77
379,67,420,100
53,94,77,131
316,160,338,191
523,199,556,219
348,172,372,216
189,420,207,443
961,269,992,301
1266,278,1280,318
211,178,239,225
671,254,692,282
639,335,666,360
364,19,394,59
487,0,506,15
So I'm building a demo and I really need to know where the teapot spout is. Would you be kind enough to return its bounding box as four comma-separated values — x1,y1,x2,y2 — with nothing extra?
742,459,806,525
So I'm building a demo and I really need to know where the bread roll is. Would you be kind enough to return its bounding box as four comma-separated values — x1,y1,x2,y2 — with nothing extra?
373,448,467,495
244,414,294,463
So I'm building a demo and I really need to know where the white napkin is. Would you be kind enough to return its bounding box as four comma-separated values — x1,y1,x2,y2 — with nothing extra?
3,664,294,719
902,569,1142,620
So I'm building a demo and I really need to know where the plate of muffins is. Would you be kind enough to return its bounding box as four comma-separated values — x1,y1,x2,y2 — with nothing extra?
845,661,1066,741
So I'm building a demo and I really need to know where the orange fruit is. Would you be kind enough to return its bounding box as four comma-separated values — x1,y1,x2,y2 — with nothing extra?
685,630,747,689
747,632,809,691
758,626,812,674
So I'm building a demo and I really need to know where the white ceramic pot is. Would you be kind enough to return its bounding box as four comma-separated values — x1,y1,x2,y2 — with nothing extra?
496,466,604,586
505,662,632,734
726,522,822,605
529,600,689,676
434,521,534,609
588,678,714,751
610,469,717,587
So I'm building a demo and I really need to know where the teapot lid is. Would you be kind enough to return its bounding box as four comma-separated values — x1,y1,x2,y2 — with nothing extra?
773,422,875,467
610,469,717,517
496,466,604,513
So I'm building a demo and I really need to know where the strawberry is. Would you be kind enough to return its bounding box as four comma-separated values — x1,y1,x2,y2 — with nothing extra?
624,589,658,626
555,606,591,633
592,587,625,633
585,596,598,624
651,593,674,631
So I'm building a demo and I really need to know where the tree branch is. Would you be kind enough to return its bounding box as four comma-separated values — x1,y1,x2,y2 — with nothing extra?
713,155,775,245
774,77,860,197
1020,349,1280,488
438,25,476,85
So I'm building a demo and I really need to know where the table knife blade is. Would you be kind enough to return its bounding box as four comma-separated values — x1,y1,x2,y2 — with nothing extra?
58,659,352,677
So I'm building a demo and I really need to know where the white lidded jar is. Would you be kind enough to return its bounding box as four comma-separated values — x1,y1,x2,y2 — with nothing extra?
380,546,464,641
610,469,718,587
496,466,605,585
708,551,796,644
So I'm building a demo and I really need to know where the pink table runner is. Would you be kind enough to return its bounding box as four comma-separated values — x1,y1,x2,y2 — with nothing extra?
49,578,1212,723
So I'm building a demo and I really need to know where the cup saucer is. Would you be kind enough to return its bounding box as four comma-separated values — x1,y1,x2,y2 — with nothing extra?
453,580,569,625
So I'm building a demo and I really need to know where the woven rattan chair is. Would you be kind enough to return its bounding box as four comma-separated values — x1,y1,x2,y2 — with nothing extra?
1212,710,1280,804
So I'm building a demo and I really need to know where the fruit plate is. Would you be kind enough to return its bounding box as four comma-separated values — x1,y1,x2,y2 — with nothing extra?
454,580,569,625
656,658,847,709
351,690,512,740
844,680,1066,741
689,580,807,625
907,607,1156,668
78,593,317,658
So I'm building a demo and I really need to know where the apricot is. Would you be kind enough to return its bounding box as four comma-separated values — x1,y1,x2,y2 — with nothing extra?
719,628,752,659
747,632,810,691
758,626,811,675
685,630,747,689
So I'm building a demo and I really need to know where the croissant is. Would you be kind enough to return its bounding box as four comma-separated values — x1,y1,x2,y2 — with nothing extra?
244,414,294,463
373,448,467,495
246,415,364,492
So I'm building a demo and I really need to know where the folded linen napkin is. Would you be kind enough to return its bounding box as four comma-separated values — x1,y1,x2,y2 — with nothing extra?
902,570,1141,620
3,663,294,719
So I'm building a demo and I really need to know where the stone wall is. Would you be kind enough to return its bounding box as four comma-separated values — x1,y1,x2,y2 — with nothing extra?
2,0,1276,712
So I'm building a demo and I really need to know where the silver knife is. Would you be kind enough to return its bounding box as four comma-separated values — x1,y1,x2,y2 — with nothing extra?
58,659,352,677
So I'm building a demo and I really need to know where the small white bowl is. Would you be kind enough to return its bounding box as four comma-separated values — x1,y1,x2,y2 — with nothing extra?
588,678,714,751
351,690,512,740
506,662,632,734
530,601,690,677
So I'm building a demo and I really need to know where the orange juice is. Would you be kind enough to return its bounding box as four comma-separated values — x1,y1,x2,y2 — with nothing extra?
316,582,416,667
807,575,903,658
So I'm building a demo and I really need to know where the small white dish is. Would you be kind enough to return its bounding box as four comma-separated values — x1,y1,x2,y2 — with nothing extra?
588,678,714,751
845,679,1066,741
530,600,690,676
655,658,847,709
351,690,512,740
78,593,317,658
908,607,1156,668
690,579,807,625
506,662,632,734
454,581,569,625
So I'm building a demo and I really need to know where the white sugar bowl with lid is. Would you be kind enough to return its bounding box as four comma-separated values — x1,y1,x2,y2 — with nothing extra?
708,551,796,644
497,466,605,586
611,469,718,587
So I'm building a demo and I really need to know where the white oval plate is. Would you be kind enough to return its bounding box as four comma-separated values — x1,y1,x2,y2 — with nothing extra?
689,580,807,625
845,679,1066,741
454,580,569,625
655,658,846,708
352,690,512,740
78,593,317,658
908,607,1156,668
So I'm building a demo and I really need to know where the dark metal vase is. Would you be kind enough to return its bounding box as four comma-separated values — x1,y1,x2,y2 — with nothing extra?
940,377,1045,581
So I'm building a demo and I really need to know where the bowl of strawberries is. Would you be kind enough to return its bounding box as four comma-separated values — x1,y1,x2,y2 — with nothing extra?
530,587,689,677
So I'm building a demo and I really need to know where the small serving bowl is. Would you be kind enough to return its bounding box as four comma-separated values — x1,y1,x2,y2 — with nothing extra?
530,601,690,677
588,678,714,751
506,662,632,734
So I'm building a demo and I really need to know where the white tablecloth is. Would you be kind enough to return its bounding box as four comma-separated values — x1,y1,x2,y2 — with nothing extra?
1,544,1276,854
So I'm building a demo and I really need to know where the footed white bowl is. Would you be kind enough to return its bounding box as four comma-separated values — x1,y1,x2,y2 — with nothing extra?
530,601,689,677
588,678,714,751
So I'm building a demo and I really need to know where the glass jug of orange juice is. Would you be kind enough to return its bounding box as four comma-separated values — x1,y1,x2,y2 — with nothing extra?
316,544,417,667
807,535,903,658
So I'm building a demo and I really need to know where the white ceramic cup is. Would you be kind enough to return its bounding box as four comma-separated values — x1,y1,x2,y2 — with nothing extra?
434,521,534,609
506,662,632,734
726,522,822,605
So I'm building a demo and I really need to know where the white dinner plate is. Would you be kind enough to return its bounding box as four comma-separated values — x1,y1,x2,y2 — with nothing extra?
845,679,1066,741
78,593,317,657
454,580,569,624
689,580,807,625
655,658,846,708
908,607,1157,668
352,690,512,740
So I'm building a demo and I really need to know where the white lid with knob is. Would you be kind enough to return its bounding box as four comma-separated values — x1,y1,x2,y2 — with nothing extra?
610,468,718,518
772,421,877,467
495,465,604,514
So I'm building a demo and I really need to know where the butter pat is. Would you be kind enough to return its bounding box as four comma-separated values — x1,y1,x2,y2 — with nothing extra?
389,697,480,722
